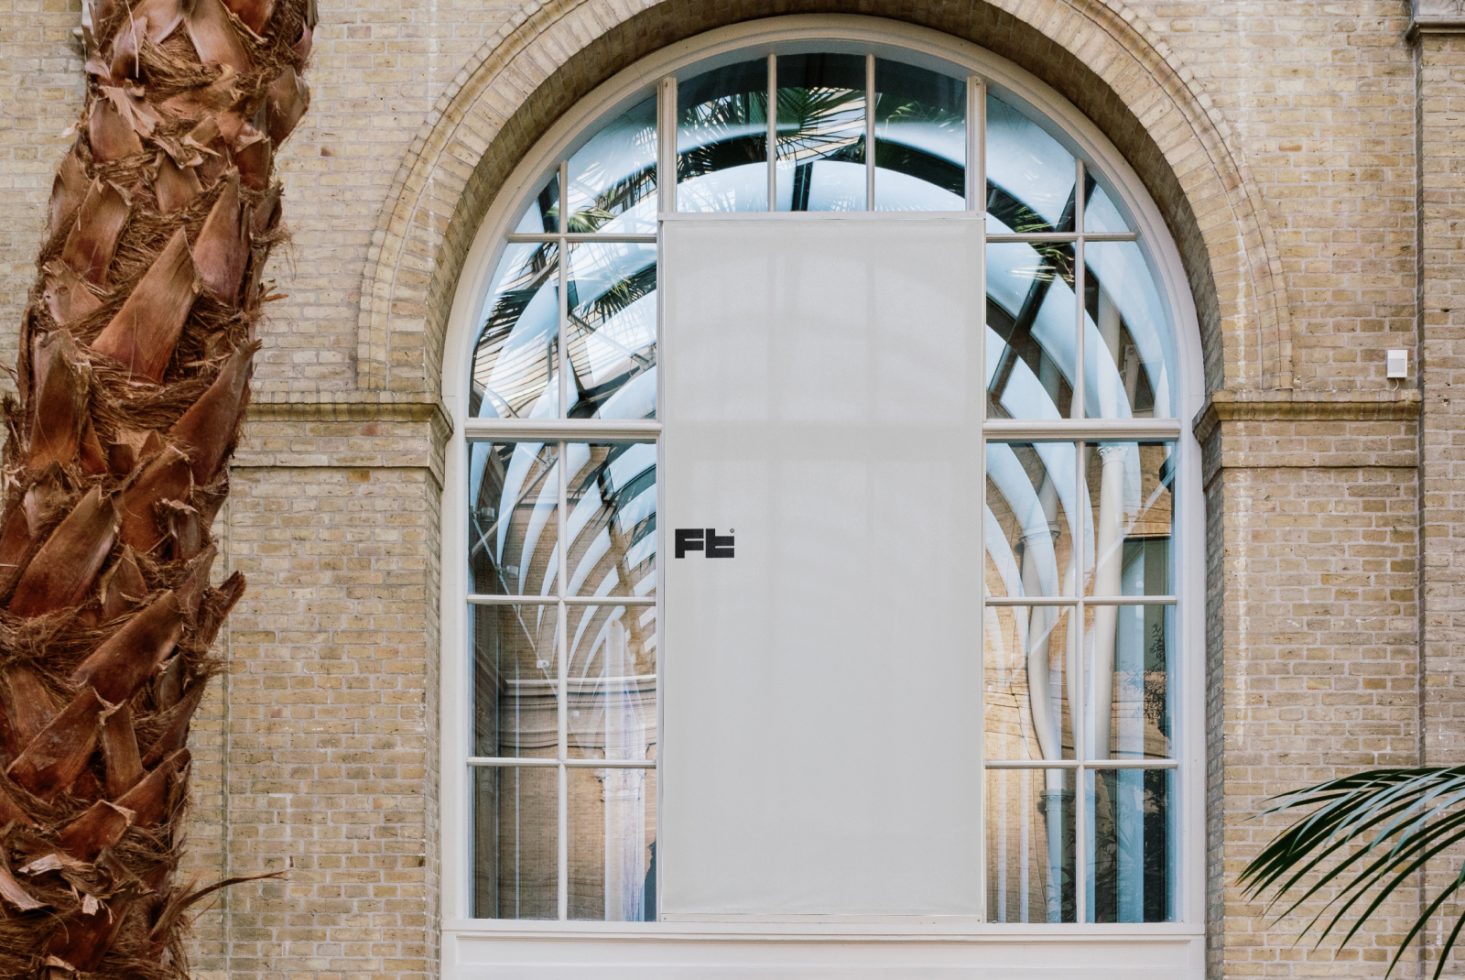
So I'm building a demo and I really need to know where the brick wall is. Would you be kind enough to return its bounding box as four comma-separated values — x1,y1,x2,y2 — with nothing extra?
0,0,1457,976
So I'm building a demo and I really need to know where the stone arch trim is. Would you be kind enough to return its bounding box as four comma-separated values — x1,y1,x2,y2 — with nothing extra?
358,0,1294,401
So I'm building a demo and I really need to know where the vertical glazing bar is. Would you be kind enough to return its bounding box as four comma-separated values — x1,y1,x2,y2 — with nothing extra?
865,53,876,210
766,53,777,212
556,441,569,920
558,162,570,418
973,70,989,921
1073,441,1087,924
969,76,985,213
658,76,677,215
1073,159,1086,421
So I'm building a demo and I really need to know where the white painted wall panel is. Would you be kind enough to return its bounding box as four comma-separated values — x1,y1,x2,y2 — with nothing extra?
660,217,985,916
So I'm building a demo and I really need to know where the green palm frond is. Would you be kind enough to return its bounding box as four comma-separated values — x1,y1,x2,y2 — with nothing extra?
1240,766,1465,980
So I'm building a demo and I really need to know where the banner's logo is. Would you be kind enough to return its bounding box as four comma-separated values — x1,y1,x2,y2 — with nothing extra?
674,528,734,559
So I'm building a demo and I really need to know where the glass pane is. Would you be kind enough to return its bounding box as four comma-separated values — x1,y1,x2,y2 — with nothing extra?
473,766,558,919
1086,768,1175,922
564,442,657,598
470,243,561,421
567,243,657,420
1081,441,1175,597
986,91,1077,233
986,767,1076,923
873,58,965,211
567,604,657,761
566,94,657,234
677,58,769,212
986,241,1077,420
568,767,657,921
775,53,867,212
512,171,561,234
1084,242,1179,419
1084,174,1133,234
472,603,559,759
1084,603,1173,760
985,605,1072,762
467,441,558,596
985,441,1078,599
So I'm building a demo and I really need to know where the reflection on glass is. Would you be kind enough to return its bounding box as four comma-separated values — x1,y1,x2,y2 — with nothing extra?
873,58,965,211
987,91,1076,233
775,53,867,212
1081,441,1174,596
1086,768,1174,922
564,442,657,597
677,59,769,212
986,241,1076,420
567,95,657,234
985,605,1072,762
472,603,559,759
1084,175,1132,235
467,441,558,596
985,441,1077,599
470,244,560,421
567,605,657,762
1084,242,1178,419
1084,602,1172,760
568,768,657,921
987,768,1076,923
512,172,560,234
473,766,558,919
567,243,657,419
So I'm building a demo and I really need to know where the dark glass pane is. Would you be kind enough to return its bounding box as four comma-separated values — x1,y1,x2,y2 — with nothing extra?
1084,601,1173,761
467,441,557,596
567,95,657,234
1084,174,1133,234
1086,769,1175,922
873,58,965,211
986,241,1077,420
567,604,657,762
470,244,560,421
564,442,657,598
986,92,1076,233
677,59,769,212
512,171,560,234
568,767,657,920
473,766,558,919
985,605,1073,762
775,53,867,212
471,603,558,759
986,768,1076,923
984,441,1078,599
1081,441,1175,598
566,243,657,420
1084,242,1178,419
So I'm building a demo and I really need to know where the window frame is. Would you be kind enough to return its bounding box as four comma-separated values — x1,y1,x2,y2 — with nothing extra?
440,12,1206,970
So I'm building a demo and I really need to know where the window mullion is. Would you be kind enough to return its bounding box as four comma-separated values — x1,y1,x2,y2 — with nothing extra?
557,440,569,921
766,53,777,211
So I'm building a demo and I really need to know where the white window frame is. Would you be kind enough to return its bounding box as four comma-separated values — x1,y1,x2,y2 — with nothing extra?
439,15,1206,976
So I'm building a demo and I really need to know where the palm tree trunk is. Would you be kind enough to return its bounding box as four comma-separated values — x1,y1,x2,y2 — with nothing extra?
0,0,313,974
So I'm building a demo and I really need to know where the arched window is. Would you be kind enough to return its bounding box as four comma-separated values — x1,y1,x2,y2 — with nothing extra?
442,17,1202,973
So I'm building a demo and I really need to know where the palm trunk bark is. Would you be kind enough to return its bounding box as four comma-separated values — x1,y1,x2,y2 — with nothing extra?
0,0,313,974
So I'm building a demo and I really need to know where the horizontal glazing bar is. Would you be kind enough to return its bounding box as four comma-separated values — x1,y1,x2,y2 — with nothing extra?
983,595,1177,607
468,594,656,607
505,233,659,244
984,759,1179,770
468,757,657,770
983,419,1182,441
987,232,1138,244
464,420,662,441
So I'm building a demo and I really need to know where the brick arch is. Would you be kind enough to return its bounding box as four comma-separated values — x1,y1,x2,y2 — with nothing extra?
359,0,1293,402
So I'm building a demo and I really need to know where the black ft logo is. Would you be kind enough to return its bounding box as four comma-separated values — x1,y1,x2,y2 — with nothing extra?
675,528,735,559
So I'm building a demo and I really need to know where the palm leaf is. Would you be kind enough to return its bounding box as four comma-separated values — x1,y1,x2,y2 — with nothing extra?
1240,766,1465,980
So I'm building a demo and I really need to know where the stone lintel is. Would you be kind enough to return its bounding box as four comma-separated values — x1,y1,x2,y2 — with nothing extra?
1412,0,1465,36
1193,388,1421,444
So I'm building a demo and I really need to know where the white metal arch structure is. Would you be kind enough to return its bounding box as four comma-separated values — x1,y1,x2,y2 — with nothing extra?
439,15,1205,978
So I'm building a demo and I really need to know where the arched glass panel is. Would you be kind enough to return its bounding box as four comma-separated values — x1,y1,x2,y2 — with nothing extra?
459,37,1192,932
